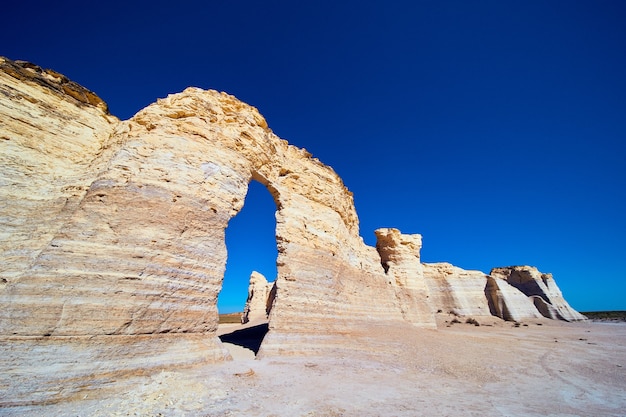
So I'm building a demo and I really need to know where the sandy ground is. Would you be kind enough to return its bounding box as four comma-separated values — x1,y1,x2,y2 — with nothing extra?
3,317,625,416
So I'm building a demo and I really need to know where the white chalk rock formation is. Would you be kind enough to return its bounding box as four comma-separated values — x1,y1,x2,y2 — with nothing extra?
490,266,586,321
0,57,586,405
0,57,408,405
422,263,493,317
241,271,276,324
423,262,561,322
484,276,543,322
375,228,436,328
0,58,119,283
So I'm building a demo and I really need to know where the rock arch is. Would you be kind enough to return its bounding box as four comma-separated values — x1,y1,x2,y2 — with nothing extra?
0,79,404,362
0,58,585,405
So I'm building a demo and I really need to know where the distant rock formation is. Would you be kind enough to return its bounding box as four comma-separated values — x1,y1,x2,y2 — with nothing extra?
0,57,585,405
421,261,586,323
484,275,544,322
241,271,276,324
491,266,586,321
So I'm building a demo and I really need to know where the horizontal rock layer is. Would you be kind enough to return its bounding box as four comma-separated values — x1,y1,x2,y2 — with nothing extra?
0,57,119,283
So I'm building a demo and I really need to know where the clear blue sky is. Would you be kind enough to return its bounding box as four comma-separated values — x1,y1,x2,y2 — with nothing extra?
3,1,625,313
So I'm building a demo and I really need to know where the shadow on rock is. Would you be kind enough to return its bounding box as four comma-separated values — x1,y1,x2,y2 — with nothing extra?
219,323,269,355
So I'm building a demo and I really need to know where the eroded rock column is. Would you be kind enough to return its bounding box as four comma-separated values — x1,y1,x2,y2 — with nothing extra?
375,228,436,328
241,271,275,324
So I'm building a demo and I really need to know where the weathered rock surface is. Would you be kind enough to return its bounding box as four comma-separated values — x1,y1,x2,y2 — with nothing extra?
0,64,401,340
0,57,405,405
0,57,585,406
484,275,543,322
241,271,276,324
0,57,119,282
375,228,436,328
491,266,587,322
423,263,493,318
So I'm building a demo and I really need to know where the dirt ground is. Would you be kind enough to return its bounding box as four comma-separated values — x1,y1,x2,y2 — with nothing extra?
4,317,625,416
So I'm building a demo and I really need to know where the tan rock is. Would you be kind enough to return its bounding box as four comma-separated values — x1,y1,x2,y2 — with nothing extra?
422,262,493,318
423,262,572,322
490,266,586,321
0,57,586,406
484,276,543,322
241,271,276,324
0,57,403,385
375,228,435,328
0,57,119,282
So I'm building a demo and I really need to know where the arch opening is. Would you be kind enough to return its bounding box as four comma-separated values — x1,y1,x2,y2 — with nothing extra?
217,179,278,358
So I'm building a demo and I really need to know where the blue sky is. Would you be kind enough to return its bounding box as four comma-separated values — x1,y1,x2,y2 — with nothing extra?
3,1,625,312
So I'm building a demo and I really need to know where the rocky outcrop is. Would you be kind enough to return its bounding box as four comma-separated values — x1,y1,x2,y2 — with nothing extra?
0,56,404,393
423,263,493,318
491,266,586,321
0,58,109,112
0,57,119,283
423,263,571,322
0,57,585,405
375,228,436,328
484,276,543,322
1,58,236,405
241,271,276,324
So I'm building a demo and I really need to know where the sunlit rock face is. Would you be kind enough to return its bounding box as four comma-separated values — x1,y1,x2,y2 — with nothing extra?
423,262,584,323
422,263,493,318
490,266,587,322
0,57,585,405
241,271,276,324
0,57,119,283
0,56,404,389
375,228,436,328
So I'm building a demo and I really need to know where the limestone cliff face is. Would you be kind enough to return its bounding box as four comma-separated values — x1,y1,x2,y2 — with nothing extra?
484,276,543,322
0,57,403,364
241,271,276,324
375,228,436,328
423,263,493,317
0,57,586,405
491,266,586,322
423,262,583,323
0,57,119,283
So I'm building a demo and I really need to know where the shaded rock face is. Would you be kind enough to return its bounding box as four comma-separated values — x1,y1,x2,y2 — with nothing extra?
0,57,585,405
484,276,543,322
241,271,276,324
